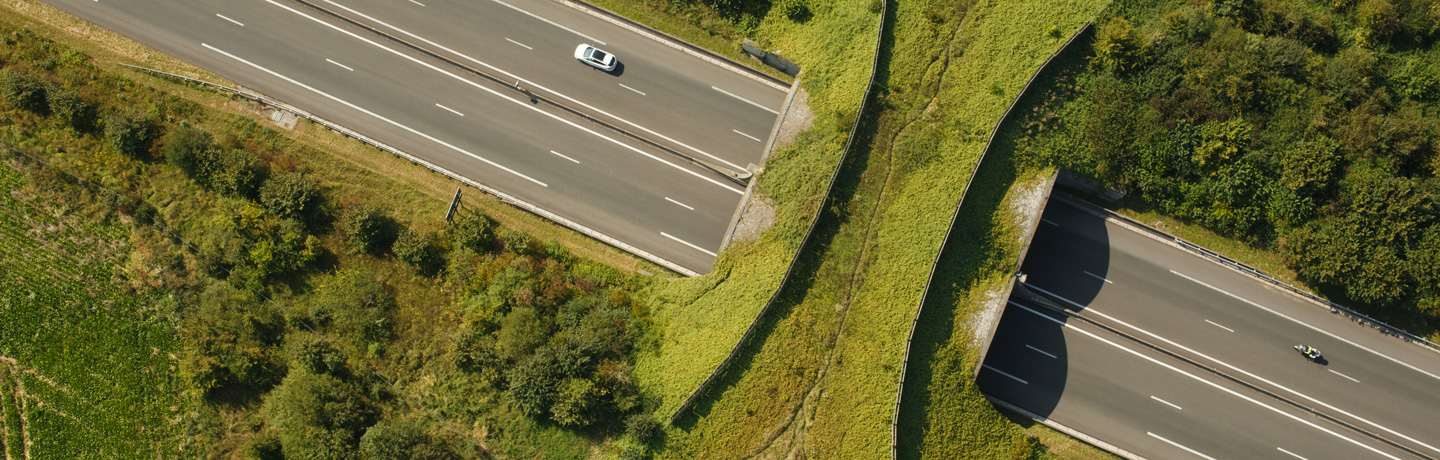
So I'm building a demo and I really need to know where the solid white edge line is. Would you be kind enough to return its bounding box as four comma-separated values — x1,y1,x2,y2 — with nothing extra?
1204,319,1235,333
270,0,743,194
1329,369,1360,383
1010,300,1404,460
216,13,244,26
981,365,1029,385
321,0,748,173
1026,283,1440,456
549,150,579,164
661,232,717,257
711,86,780,114
325,58,354,71
1146,432,1218,460
664,197,694,211
618,83,646,96
733,129,762,142
1172,270,1440,384
1025,344,1057,359
1149,395,1182,410
435,103,463,117
1278,447,1310,459
489,0,605,45
1083,271,1113,284
503,38,532,50
203,43,547,187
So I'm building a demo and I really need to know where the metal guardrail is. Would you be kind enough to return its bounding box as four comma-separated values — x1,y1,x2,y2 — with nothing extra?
890,22,1094,459
1050,191,1440,353
119,63,702,277
668,0,890,425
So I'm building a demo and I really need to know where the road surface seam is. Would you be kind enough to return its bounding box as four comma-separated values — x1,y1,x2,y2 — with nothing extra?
285,0,748,186
1013,291,1434,460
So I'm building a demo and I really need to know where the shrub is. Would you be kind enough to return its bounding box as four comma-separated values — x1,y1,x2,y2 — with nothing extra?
46,86,94,131
392,227,441,272
105,109,158,158
264,371,375,460
340,202,395,255
311,270,394,351
0,69,48,114
164,125,214,179
550,377,598,427
241,429,284,460
625,413,660,444
505,344,590,418
496,306,551,361
1095,18,1147,73
286,332,347,376
260,171,326,225
359,418,460,460
208,149,268,198
498,227,535,255
178,280,286,398
449,210,496,253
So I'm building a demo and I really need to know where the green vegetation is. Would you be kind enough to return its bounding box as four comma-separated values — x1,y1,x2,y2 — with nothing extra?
1013,0,1440,338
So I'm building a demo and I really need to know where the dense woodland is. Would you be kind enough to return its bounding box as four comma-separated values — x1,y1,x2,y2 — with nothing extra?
1019,0,1440,331
1,26,660,459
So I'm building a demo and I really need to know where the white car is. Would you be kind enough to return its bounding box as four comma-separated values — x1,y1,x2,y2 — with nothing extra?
574,44,617,72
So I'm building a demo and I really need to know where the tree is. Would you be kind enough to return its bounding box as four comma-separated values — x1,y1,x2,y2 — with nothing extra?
207,149,269,199
358,418,460,460
550,377,598,427
259,171,326,225
0,69,48,114
449,211,496,253
497,306,551,361
178,280,286,398
1095,18,1147,73
392,227,441,273
286,332,347,376
340,202,395,255
264,371,375,460
105,109,158,158
164,125,214,180
505,344,590,418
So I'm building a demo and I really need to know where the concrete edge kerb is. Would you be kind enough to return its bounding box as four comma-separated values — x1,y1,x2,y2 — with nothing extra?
121,64,701,277
1049,191,1440,355
984,396,1149,460
558,0,791,92
720,77,802,251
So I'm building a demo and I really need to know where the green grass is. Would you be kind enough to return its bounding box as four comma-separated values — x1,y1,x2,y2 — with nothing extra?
646,0,1110,458
0,160,196,458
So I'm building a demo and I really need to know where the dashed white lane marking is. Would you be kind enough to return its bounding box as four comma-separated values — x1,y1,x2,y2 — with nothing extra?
1147,432,1217,460
1278,447,1309,459
489,0,605,45
1150,395,1182,410
1011,300,1405,460
664,197,694,210
204,43,547,187
1204,319,1234,333
1041,218,1060,226
982,365,1028,384
661,232,717,257
1173,270,1440,384
435,103,463,116
711,86,779,114
321,0,745,173
326,58,354,71
733,129,762,142
1329,369,1359,383
504,37,532,50
1029,284,1438,457
272,0,742,194
216,13,244,26
1025,344,1056,359
1083,271,1113,284
408,0,424,5
549,150,579,164
619,83,646,96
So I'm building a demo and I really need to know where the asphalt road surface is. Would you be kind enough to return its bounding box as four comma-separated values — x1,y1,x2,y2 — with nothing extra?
980,194,1440,459
42,0,788,275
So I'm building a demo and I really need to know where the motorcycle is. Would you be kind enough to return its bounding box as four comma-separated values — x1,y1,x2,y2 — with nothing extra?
1294,344,1322,361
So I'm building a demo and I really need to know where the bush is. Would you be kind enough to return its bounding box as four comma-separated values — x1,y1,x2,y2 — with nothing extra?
359,418,460,460
259,171,326,225
1094,18,1147,73
311,270,394,351
105,109,158,158
46,86,94,131
178,280,286,398
286,332,347,376
241,429,284,460
449,211,496,253
205,149,268,198
340,202,395,255
0,69,48,114
496,306,551,361
625,413,660,444
264,371,375,460
164,125,214,179
505,344,590,418
498,227,535,255
550,377,598,427
392,227,442,272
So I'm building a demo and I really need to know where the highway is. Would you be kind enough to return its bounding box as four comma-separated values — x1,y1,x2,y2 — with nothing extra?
979,194,1440,459
42,0,789,275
